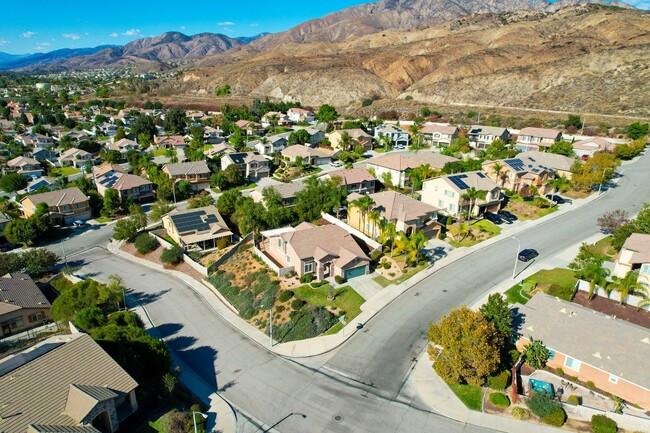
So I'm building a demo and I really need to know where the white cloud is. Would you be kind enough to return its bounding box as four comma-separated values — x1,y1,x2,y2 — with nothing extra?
35,42,51,51
21,31,37,39
0,38,9,46
250,23,259,27
62,33,81,40
122,29,141,37
180,25,187,30
217,21,235,26
109,32,118,38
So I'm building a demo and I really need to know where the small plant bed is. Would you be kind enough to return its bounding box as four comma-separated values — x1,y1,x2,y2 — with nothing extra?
94,216,112,223
273,165,321,182
585,236,619,262
506,268,578,304
446,382,483,412
374,255,403,280
488,392,511,408
503,199,557,221
447,219,501,248
373,261,427,288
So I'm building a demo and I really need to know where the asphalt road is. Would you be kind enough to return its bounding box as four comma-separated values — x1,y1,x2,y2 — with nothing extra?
60,152,650,433
323,153,650,400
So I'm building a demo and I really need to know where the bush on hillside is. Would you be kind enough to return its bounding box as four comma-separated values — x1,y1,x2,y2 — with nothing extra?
591,415,617,433
160,246,184,265
134,233,159,254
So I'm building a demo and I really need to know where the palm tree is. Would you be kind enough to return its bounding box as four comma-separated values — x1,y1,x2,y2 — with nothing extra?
637,296,650,310
392,232,410,259
378,220,397,256
491,162,505,187
580,262,610,299
368,210,381,238
352,195,375,235
410,231,428,266
548,175,572,193
609,271,646,305
461,187,488,221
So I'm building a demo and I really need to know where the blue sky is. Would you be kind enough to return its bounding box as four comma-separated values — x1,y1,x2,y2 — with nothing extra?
1,0,647,54
0,0,369,54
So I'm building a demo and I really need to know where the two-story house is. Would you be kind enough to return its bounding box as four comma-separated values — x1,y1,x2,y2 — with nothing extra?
58,148,93,168
281,145,334,166
572,137,616,160
162,205,233,251
221,152,271,180
518,151,575,179
365,152,458,188
420,124,459,147
162,161,211,191
466,125,510,149
106,138,140,156
326,168,376,195
0,273,51,338
96,170,155,203
328,129,374,151
4,156,43,177
374,124,410,147
250,181,306,208
287,108,315,123
613,233,650,288
261,111,290,127
516,127,562,152
155,135,187,151
421,171,501,218
482,156,552,196
21,187,91,225
253,132,290,156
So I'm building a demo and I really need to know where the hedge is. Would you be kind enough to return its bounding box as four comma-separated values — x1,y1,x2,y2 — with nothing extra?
489,392,510,408
487,370,510,390
526,393,562,418
511,407,530,420
334,275,345,284
134,233,159,255
278,290,294,303
299,273,314,283
567,394,581,405
543,409,566,427
591,414,617,433
160,246,184,265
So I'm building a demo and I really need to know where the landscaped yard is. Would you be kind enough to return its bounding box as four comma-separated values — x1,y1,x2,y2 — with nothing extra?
585,236,618,262
294,284,365,322
502,197,557,221
52,166,81,176
505,268,578,304
273,165,322,182
447,219,501,248
373,262,427,288
447,382,483,411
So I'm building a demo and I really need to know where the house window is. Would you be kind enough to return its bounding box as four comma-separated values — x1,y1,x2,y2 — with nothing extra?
444,190,455,198
437,200,444,208
286,255,291,263
641,264,650,274
548,350,555,360
304,261,313,274
449,204,456,212
10,316,24,329
30,311,43,322
277,239,282,248
564,357,581,372
609,375,618,384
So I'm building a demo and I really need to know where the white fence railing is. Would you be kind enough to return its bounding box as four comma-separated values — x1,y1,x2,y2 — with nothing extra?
576,280,649,310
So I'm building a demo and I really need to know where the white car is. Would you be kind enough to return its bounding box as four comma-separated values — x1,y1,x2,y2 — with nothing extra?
72,220,86,228
330,161,342,167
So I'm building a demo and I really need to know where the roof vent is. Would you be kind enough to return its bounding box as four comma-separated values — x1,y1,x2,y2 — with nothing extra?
592,352,602,359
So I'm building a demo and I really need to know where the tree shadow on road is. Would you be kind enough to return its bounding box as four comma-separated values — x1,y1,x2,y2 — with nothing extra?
155,322,184,338
128,288,172,306
175,344,222,391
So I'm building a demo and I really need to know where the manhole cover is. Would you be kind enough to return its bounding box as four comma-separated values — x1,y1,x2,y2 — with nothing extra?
334,415,343,422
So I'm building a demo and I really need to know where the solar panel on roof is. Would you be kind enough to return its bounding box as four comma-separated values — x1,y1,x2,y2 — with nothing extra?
170,211,213,233
505,159,525,171
448,175,469,190
477,172,485,178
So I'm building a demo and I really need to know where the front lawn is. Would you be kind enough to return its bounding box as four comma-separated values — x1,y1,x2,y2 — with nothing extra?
585,236,618,262
94,216,112,223
447,219,501,248
293,284,365,322
52,166,81,177
506,268,578,304
373,261,427,288
447,382,483,411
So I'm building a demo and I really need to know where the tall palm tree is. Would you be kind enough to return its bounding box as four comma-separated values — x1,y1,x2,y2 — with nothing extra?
491,162,505,187
609,271,646,305
580,262,610,299
352,195,375,235
461,187,488,221
410,231,428,266
368,210,381,238
378,220,397,256
392,232,411,258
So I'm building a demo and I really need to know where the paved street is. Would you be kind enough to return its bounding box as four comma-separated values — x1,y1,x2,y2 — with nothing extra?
60,153,650,432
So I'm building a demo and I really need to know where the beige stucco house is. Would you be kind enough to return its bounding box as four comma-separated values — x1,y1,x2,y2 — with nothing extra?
162,205,233,251
613,233,650,287
421,171,501,218
516,127,562,152
482,156,552,196
21,187,91,225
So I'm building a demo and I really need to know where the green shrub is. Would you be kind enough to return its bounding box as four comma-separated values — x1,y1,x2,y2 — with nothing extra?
488,371,510,390
383,262,391,269
160,246,184,265
370,250,383,262
526,393,563,418
275,305,285,313
511,407,530,420
134,233,159,254
278,290,294,302
586,380,595,389
311,280,328,288
591,414,617,433
543,409,566,427
299,273,314,283
534,197,550,208
273,306,338,342
489,392,511,407
361,99,373,107
290,299,306,310
334,275,345,284
567,394,581,405
216,237,231,249
555,367,565,376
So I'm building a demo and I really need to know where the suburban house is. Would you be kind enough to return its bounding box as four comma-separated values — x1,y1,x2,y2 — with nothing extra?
260,222,370,280
281,145,334,166
4,156,43,177
420,124,459,147
106,138,139,156
613,233,650,287
95,170,155,203
221,152,271,180
155,135,187,151
58,148,93,168
365,152,458,188
0,273,51,338
19,133,53,147
94,122,118,137
203,126,224,144
21,187,91,225
0,332,139,433
235,119,263,134
572,137,616,160
328,129,374,151
421,171,502,217
297,127,326,146
518,151,575,179
250,181,306,208
516,293,650,411
287,108,315,123
326,168,376,195
347,190,439,238
253,132,290,156
162,161,211,191
30,146,56,161
22,177,57,194
204,142,235,159
466,125,510,149
516,127,562,152
162,205,233,251
482,156,553,196
261,111,290,127
374,124,410,147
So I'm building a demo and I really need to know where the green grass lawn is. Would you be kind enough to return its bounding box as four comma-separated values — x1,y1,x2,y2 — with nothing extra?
506,268,578,304
294,284,365,323
203,144,213,151
586,236,618,262
94,216,112,223
447,382,483,411
448,219,501,248
373,261,427,288
52,166,81,176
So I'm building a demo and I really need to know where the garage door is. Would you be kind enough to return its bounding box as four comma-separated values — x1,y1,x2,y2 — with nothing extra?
344,265,366,280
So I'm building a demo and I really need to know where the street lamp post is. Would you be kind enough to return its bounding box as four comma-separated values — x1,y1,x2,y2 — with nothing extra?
597,168,607,194
511,236,521,279
262,412,307,433
192,411,208,433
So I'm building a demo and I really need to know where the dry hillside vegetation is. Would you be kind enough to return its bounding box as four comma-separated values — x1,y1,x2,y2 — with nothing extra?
176,7,650,116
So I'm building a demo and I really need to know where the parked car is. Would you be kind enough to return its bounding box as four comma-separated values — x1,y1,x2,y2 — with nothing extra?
329,161,342,167
498,210,517,222
72,220,86,228
484,212,503,225
545,194,571,204
518,249,539,262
